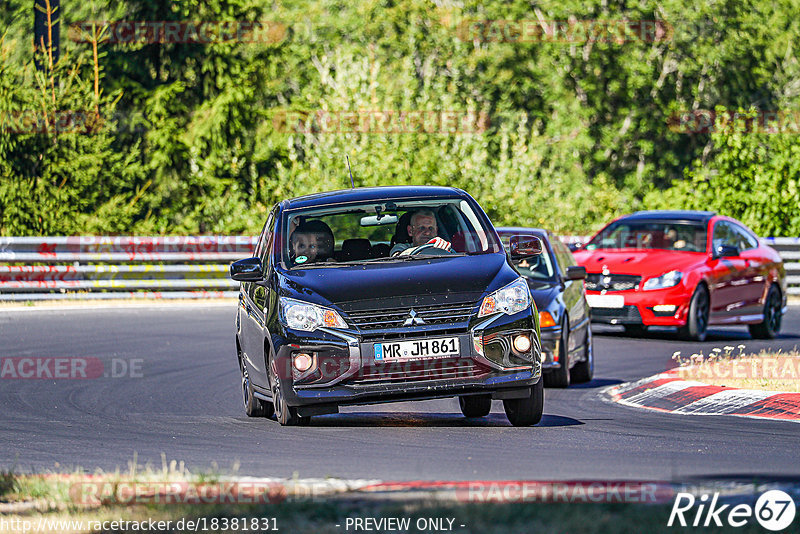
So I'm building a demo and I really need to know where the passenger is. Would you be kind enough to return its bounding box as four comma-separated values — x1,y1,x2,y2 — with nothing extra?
390,210,452,255
290,220,334,264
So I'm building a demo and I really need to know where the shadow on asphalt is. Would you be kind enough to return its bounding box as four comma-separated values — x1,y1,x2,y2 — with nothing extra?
568,378,623,389
301,412,583,428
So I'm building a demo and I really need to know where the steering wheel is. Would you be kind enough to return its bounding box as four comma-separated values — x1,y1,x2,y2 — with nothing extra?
406,243,455,256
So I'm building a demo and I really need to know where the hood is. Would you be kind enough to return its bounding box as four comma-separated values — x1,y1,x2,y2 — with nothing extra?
573,249,707,275
279,253,515,308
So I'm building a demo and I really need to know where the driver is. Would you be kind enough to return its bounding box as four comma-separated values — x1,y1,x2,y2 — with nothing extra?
290,220,334,264
390,210,452,256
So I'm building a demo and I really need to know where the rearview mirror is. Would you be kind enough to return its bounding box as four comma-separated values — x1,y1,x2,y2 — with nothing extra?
360,214,398,226
565,265,586,281
230,257,263,282
509,235,544,260
714,244,740,259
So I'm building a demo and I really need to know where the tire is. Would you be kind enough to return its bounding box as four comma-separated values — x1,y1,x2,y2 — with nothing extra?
503,379,544,427
543,320,570,388
459,395,492,417
623,324,647,336
269,355,310,426
749,284,782,339
570,326,594,384
240,353,273,418
679,284,710,341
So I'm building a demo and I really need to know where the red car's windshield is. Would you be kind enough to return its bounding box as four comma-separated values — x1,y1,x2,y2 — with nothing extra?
585,220,707,252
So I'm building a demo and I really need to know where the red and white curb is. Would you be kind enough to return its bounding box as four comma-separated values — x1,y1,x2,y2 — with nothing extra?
606,370,800,422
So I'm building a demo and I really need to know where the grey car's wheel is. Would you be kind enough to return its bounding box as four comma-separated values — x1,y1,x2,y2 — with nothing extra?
570,326,594,384
269,355,310,426
543,320,570,388
749,284,782,339
459,395,492,417
679,284,709,341
240,354,273,418
503,379,544,427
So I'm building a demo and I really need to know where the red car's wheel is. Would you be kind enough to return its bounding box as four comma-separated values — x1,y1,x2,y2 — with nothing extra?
679,284,709,341
749,284,782,339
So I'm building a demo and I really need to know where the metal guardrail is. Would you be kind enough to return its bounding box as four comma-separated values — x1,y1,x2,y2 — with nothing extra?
0,236,256,300
0,235,798,300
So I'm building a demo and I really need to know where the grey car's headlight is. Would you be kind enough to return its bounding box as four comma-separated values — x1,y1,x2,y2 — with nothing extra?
279,297,348,331
478,278,531,317
642,270,683,290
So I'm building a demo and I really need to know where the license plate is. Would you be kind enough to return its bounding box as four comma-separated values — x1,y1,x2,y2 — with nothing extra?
586,294,625,308
374,337,460,361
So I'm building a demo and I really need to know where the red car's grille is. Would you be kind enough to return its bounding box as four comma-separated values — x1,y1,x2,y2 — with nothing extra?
585,273,641,292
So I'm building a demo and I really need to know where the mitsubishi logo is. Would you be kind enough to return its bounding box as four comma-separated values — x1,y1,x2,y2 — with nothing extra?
402,309,426,326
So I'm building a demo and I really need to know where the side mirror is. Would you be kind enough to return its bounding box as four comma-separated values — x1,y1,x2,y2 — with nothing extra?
714,244,740,259
565,265,587,281
230,257,263,282
509,235,544,260
567,242,583,252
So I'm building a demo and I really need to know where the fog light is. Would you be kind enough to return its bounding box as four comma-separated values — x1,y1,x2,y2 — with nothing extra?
653,304,677,312
293,353,313,372
513,334,531,353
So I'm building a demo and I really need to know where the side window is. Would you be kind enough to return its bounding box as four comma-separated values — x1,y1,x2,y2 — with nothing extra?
260,208,278,267
731,224,758,251
712,222,736,250
552,237,576,271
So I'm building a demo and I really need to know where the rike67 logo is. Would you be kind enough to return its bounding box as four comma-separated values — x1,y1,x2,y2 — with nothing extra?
668,490,796,531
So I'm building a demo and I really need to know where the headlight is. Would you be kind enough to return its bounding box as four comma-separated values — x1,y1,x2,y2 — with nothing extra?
279,297,348,331
642,270,683,290
478,278,531,317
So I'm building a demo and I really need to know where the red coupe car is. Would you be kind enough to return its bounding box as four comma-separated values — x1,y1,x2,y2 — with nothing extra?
572,211,786,341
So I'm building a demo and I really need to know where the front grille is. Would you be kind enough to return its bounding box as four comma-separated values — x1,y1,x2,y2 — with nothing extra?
348,358,491,385
345,301,477,331
585,273,642,292
591,305,642,324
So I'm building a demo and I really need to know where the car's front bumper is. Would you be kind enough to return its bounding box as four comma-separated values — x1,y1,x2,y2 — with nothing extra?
539,326,562,370
586,285,691,327
270,312,541,410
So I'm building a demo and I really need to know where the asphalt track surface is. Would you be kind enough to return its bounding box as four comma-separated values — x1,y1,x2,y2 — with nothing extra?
1,304,798,482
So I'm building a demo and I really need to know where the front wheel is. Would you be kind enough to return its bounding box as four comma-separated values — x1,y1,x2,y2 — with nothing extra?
240,354,273,418
570,326,594,384
749,284,782,339
503,379,544,427
543,321,570,388
459,395,492,417
679,284,709,341
269,355,310,426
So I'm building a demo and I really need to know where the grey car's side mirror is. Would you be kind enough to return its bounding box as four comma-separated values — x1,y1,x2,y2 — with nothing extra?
509,236,544,261
230,257,263,282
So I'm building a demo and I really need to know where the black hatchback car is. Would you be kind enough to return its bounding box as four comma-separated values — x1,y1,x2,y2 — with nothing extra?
497,228,593,388
230,186,545,426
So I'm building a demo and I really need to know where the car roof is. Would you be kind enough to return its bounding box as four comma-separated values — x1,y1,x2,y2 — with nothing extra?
623,210,716,223
495,227,549,239
282,186,468,210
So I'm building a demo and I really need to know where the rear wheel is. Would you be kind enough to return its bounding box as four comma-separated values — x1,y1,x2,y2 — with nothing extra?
543,320,570,388
679,285,709,341
240,353,273,418
570,326,594,384
503,379,544,427
459,395,492,418
749,284,782,339
269,355,310,426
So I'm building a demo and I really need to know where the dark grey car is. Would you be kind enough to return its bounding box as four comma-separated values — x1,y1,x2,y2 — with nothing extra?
497,228,593,387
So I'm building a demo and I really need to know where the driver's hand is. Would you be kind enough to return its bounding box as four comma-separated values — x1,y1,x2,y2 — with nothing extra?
426,237,452,251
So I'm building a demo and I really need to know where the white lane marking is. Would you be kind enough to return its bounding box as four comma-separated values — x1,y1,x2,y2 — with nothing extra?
620,380,707,406
674,389,776,414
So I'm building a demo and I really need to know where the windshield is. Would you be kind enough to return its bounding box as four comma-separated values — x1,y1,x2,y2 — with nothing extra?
282,197,502,267
585,220,708,252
